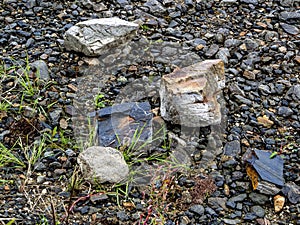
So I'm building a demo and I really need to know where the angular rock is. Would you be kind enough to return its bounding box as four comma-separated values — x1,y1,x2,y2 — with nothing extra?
278,106,293,117
282,182,300,204
286,84,300,101
78,146,129,183
64,18,139,56
160,59,225,127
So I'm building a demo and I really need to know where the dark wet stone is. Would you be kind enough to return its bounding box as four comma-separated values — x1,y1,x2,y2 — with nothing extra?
90,194,109,204
252,205,265,218
244,212,257,220
258,84,271,94
279,11,300,21
80,206,89,214
282,182,300,204
205,44,219,57
229,193,247,203
217,48,230,64
30,60,50,82
286,85,300,100
222,159,238,168
96,102,153,148
280,23,299,35
207,197,228,211
25,38,35,48
143,0,166,14
190,38,206,47
224,39,241,48
223,218,241,224
278,106,293,117
224,140,241,156
189,204,205,216
65,149,76,157
249,193,268,204
49,109,62,125
205,207,217,216
234,95,252,105
226,201,236,209
117,211,129,221
244,38,259,50
245,149,284,187
49,162,62,169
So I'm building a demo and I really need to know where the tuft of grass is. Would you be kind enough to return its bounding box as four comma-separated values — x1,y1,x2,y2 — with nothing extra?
18,135,47,177
0,99,11,112
0,142,25,168
138,164,183,224
117,123,169,166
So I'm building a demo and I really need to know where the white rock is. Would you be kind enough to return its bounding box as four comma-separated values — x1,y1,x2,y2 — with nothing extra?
64,18,139,56
78,146,129,183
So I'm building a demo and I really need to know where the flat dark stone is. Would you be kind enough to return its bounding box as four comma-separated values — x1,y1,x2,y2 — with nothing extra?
97,101,153,147
247,150,284,186
97,101,151,119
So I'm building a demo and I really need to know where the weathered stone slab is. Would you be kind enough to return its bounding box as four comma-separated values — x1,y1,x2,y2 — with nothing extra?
160,59,225,127
77,146,129,183
64,18,139,56
96,102,153,148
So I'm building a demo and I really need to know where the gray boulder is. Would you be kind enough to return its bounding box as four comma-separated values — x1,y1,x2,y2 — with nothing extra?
78,146,129,183
64,18,139,56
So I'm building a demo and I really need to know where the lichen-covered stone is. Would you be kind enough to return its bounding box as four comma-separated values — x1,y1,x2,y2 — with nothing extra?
64,18,139,56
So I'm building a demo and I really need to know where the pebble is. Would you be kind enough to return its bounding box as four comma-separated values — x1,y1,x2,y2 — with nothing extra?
278,106,293,117
189,204,205,216
251,205,265,218
228,194,247,203
36,175,46,184
224,140,241,156
223,218,241,225
249,193,269,205
280,23,300,35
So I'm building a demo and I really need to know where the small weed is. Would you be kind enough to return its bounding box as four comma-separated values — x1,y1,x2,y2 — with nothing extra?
18,135,47,177
0,99,11,112
117,123,168,166
190,176,217,204
94,93,109,109
138,164,182,224
140,24,150,31
5,218,16,225
0,142,25,168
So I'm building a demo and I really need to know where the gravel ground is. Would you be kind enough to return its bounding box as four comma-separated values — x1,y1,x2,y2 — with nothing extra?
0,0,300,224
